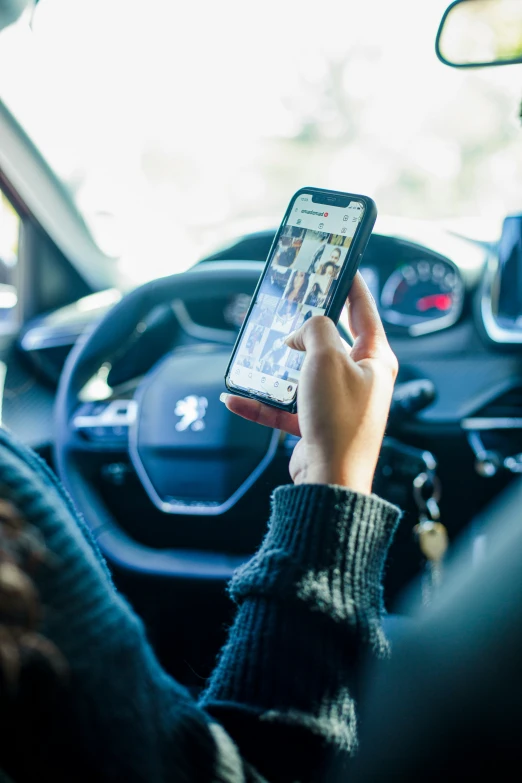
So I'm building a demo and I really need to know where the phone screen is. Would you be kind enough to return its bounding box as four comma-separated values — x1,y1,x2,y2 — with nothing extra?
227,193,366,405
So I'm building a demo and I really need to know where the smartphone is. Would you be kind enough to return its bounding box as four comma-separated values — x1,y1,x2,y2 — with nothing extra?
224,187,377,413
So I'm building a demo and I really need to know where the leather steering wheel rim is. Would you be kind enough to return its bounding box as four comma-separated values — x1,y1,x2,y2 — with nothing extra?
54,261,267,579
54,260,351,579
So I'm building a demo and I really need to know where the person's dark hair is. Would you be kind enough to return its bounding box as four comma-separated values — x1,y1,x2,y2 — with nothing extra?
278,245,298,267
305,283,323,306
288,271,310,304
309,245,326,271
0,499,73,780
321,262,338,275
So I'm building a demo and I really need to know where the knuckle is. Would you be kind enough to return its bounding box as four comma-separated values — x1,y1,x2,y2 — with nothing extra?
255,403,269,425
374,340,399,379
371,352,398,387
387,349,399,380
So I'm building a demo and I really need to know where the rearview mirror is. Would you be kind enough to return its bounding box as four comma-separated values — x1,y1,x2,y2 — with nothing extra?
436,0,522,68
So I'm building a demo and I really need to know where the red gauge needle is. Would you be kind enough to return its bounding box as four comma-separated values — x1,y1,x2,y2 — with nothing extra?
416,293,452,312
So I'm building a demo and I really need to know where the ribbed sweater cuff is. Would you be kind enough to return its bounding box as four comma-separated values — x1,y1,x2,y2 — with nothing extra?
230,484,400,637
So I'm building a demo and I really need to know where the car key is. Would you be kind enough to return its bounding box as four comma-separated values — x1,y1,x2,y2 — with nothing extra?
415,519,449,604
413,471,448,606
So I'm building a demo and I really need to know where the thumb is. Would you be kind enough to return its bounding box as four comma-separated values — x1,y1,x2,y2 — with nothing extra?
284,315,343,354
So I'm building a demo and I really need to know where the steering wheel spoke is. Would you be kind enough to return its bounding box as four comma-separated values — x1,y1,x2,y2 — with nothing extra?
71,399,136,453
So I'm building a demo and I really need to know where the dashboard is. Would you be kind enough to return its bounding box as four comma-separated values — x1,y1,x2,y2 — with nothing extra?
16,225,491,393
184,249,465,338
5,217,522,604
169,230,484,342
11,222,501,468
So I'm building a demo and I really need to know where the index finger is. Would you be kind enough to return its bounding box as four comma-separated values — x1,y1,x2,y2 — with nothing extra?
285,315,343,355
220,393,301,437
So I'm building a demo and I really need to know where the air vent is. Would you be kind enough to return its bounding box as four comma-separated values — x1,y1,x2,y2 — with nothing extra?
475,388,522,418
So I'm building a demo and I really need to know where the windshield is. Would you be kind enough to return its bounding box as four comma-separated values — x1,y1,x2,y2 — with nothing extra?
1,0,522,284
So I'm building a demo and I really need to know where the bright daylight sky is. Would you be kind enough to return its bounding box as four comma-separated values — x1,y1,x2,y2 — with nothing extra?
1,0,522,283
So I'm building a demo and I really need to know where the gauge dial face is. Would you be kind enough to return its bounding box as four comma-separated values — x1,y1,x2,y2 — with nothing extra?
381,258,464,335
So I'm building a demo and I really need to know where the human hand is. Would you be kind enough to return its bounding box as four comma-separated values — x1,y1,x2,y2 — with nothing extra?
221,273,398,494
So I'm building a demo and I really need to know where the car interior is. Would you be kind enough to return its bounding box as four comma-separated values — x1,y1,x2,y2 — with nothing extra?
1,0,522,697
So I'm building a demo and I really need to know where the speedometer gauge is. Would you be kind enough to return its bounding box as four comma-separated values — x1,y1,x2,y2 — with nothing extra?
381,258,464,336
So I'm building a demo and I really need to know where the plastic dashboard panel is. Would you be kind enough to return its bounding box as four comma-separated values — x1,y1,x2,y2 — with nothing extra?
1,350,56,449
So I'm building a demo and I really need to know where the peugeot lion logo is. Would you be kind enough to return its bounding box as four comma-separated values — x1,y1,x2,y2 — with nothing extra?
174,395,208,432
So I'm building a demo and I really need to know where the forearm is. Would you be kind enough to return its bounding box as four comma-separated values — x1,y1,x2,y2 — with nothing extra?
200,485,401,779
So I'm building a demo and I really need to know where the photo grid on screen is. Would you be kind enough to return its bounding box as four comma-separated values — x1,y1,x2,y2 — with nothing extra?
231,226,351,397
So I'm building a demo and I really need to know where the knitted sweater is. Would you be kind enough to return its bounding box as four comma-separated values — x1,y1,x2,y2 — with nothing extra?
0,429,400,782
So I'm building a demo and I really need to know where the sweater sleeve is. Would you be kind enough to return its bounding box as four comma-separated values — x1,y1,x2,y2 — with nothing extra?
1,427,399,782
200,484,401,781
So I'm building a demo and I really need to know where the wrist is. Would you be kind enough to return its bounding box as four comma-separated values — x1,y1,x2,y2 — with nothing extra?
302,464,373,495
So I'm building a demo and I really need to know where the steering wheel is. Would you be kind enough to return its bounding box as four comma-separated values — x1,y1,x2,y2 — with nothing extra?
55,261,293,578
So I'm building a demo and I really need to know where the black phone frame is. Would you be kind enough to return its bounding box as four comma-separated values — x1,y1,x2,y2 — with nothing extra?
224,186,377,413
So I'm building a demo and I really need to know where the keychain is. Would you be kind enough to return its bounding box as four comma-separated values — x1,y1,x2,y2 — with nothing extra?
413,472,449,606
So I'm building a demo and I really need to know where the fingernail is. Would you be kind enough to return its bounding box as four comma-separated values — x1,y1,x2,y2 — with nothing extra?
219,393,229,403
284,331,295,345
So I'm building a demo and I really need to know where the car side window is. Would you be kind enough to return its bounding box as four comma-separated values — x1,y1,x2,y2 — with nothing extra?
0,191,19,329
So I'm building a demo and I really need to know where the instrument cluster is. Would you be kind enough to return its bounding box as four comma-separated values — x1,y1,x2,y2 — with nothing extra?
359,236,466,337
